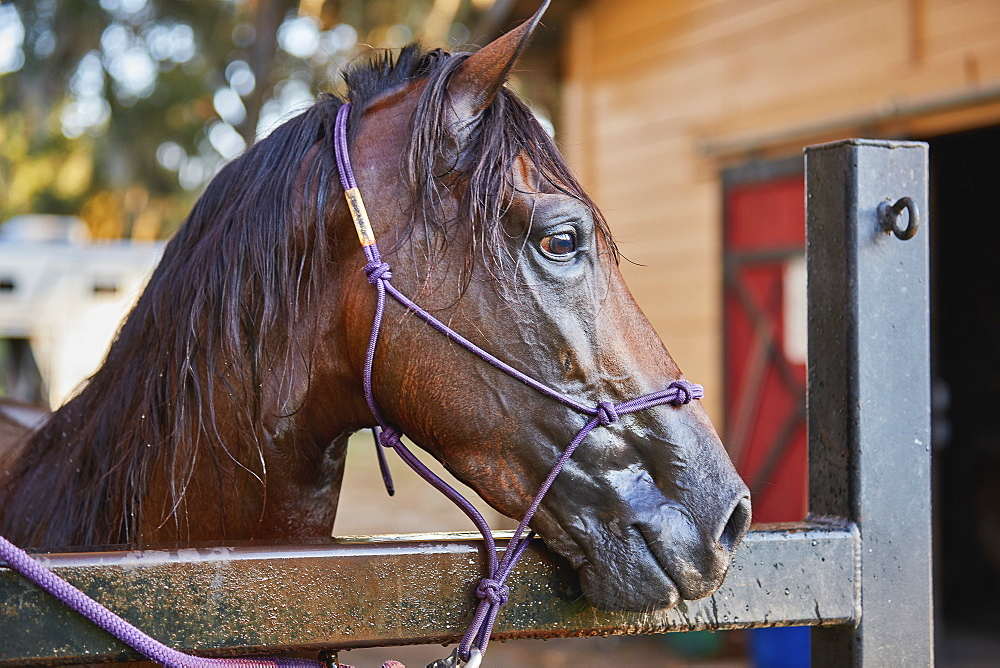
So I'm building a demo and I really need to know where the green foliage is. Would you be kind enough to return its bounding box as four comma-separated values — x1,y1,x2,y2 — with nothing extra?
0,0,507,239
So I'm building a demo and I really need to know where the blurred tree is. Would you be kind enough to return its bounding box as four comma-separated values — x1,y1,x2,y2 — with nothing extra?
0,0,525,240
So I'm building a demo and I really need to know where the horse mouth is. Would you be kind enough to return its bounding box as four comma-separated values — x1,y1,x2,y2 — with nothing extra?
634,522,726,602
570,524,684,612
562,505,741,612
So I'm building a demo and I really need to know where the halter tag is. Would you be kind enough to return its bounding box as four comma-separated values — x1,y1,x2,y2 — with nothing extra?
344,187,376,247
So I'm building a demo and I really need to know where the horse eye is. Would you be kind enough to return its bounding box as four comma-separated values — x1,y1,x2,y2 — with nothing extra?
541,232,576,257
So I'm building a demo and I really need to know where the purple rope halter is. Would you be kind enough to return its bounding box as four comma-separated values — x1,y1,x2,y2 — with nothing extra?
0,100,703,668
333,102,703,664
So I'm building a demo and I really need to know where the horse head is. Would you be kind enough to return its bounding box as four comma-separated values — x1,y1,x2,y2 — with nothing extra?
329,2,751,611
0,2,749,616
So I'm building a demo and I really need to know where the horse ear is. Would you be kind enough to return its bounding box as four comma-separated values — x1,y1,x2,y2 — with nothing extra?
446,0,549,123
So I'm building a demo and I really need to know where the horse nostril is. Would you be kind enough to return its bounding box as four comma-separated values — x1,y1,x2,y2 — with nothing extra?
718,496,752,554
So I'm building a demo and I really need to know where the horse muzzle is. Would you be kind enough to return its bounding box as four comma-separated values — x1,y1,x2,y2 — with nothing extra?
636,493,752,601
538,451,751,612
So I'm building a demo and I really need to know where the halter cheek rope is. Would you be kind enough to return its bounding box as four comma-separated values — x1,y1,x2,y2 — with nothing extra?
0,101,703,668
333,103,704,667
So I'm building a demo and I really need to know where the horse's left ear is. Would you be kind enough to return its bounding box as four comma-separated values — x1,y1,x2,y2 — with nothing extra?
446,0,549,124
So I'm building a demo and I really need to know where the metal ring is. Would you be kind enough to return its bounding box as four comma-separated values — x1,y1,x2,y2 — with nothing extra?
466,648,483,668
427,647,483,668
877,197,919,240
318,649,341,668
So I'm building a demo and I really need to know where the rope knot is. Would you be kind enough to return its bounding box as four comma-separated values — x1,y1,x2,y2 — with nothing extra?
378,425,403,449
596,401,620,426
476,578,510,606
364,261,393,283
668,380,702,405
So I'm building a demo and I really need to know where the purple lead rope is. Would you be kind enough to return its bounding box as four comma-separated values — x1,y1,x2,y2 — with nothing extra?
333,103,703,663
0,534,322,667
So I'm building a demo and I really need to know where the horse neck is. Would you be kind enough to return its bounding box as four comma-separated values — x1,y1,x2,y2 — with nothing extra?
0,378,145,548
0,262,364,549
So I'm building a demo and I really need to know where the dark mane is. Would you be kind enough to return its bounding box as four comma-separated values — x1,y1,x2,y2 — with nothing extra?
0,97,341,547
0,42,613,548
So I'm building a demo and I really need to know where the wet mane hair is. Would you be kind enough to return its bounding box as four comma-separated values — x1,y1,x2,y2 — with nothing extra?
0,43,613,548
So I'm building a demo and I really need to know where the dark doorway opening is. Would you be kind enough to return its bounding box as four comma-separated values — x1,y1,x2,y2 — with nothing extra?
930,123,1000,633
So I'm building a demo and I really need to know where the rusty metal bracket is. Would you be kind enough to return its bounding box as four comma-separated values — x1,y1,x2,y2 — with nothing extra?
877,196,920,240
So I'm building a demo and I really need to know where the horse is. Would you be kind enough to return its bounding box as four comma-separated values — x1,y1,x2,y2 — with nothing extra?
0,1,750,614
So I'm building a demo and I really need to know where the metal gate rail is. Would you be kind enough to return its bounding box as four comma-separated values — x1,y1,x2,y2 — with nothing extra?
0,140,933,666
1,526,856,664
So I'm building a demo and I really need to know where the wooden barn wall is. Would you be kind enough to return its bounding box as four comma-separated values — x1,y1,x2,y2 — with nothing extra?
559,0,1000,423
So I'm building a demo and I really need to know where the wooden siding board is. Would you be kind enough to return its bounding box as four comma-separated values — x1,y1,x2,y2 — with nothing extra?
926,18,1000,56
561,9,596,192
598,174,717,216
925,0,1000,45
594,152,697,195
588,0,823,64
585,6,931,152
585,0,730,53
963,42,1000,81
703,8,908,117
589,0,875,80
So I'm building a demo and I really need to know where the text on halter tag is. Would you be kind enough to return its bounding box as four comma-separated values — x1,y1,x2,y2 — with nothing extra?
344,187,376,247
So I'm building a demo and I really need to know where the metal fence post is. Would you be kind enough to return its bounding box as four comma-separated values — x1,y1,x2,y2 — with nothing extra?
805,139,933,666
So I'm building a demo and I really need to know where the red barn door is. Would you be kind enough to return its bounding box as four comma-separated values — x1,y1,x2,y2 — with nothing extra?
723,169,807,523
